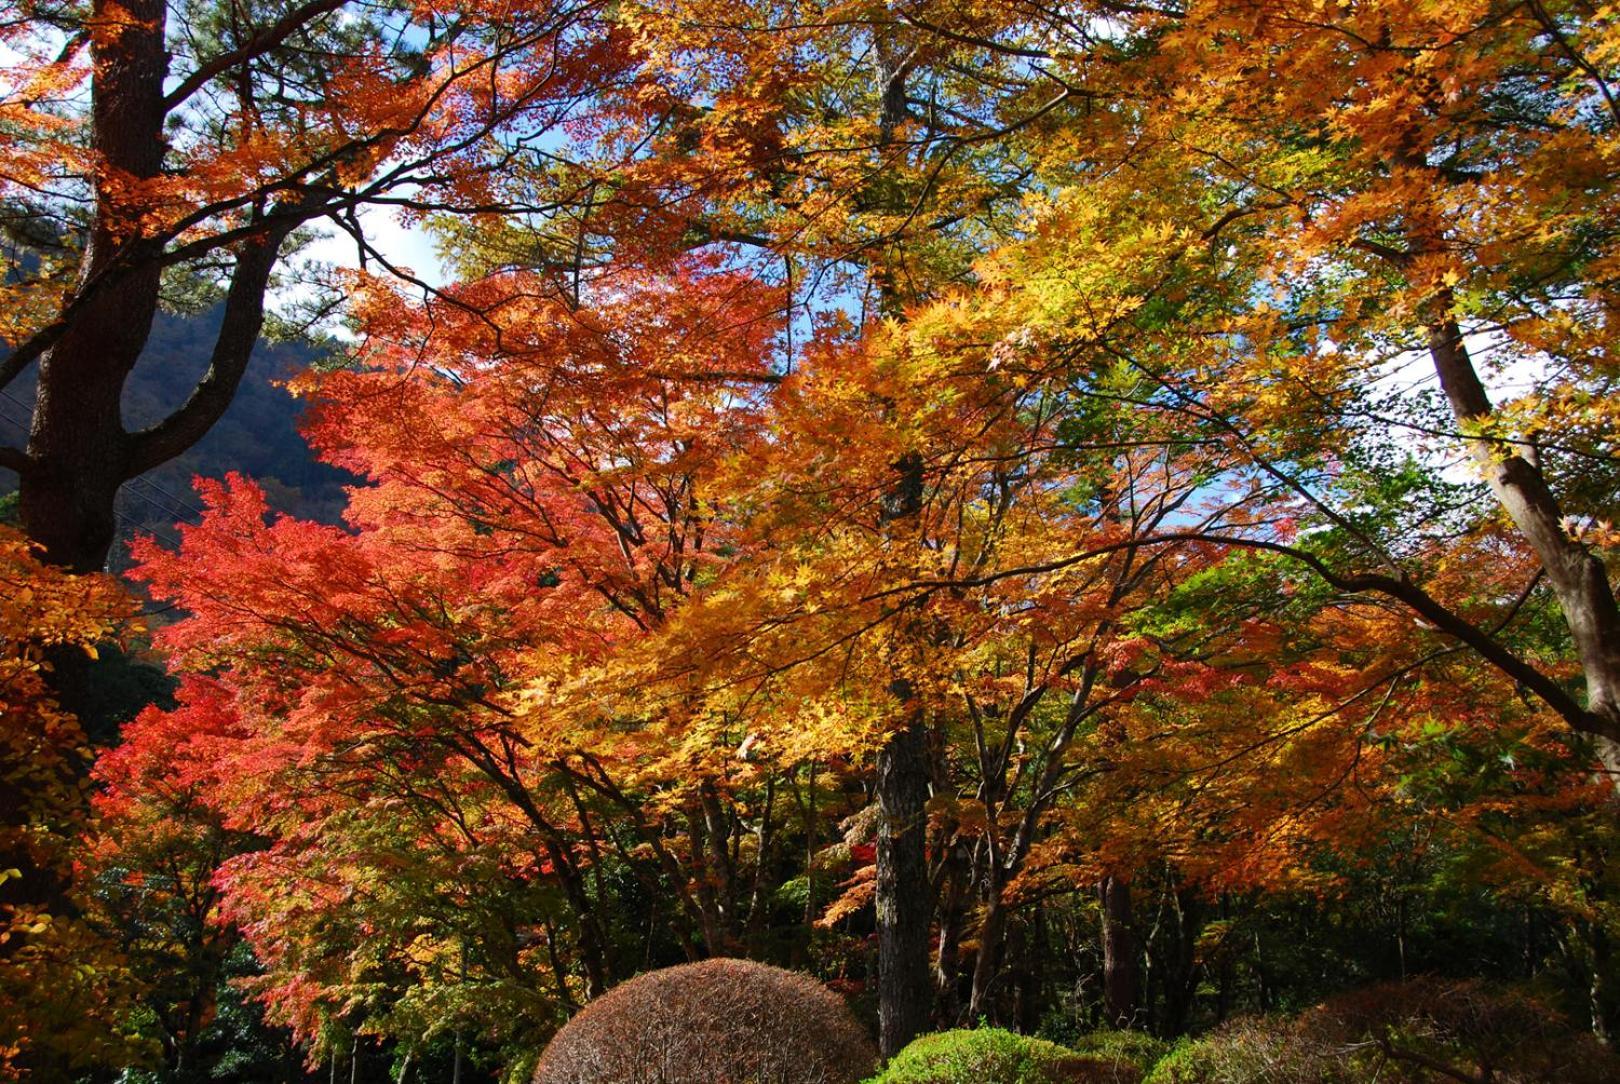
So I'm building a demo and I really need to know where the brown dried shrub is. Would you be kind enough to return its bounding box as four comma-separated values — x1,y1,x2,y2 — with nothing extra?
1144,976,1620,1083
531,958,879,1084
1302,976,1620,1083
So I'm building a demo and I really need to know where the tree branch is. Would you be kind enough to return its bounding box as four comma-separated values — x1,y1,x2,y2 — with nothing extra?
867,530,1612,742
161,0,349,112
124,221,296,477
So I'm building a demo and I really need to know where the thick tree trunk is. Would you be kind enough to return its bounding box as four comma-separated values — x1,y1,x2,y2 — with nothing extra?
4,0,310,962
13,0,301,574
1099,875,1139,1029
19,0,167,571
874,416,934,1053
0,0,169,980
876,715,933,1056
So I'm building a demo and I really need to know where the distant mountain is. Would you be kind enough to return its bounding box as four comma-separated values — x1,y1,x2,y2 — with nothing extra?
0,307,358,569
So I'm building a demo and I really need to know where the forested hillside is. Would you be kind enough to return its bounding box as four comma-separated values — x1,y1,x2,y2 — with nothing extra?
4,2,1620,1083
1,308,353,563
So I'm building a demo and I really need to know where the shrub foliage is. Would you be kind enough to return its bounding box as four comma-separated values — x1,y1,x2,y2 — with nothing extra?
867,1028,1142,1084
532,958,877,1084
1144,978,1620,1084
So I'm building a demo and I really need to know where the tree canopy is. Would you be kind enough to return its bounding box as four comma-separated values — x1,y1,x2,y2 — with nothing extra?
4,0,1620,1080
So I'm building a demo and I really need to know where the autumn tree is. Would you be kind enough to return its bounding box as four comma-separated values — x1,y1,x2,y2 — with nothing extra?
619,0,1620,1039
81,675,285,1079
0,0,637,966
0,527,140,1076
54,0,1620,1067
913,0,1620,776
121,261,796,1064
514,0,1115,1051
790,0,1620,1033
0,0,627,573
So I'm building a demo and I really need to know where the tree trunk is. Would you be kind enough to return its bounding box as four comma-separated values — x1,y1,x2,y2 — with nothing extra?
877,715,933,1056
873,397,933,1054
933,839,970,1025
0,0,171,976
1426,315,1620,773
542,839,610,998
1585,919,1617,1044
968,883,1009,1022
13,0,302,575
1099,875,1139,1029
18,0,167,571
1161,888,1203,1036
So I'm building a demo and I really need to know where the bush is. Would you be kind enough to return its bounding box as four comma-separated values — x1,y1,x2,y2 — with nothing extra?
1309,977,1620,1084
1142,977,1620,1084
531,958,877,1084
1067,1031,1167,1075
867,1028,1142,1084
1140,1020,1337,1084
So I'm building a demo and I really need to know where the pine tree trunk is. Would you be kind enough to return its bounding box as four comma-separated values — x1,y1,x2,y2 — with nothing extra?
1099,876,1139,1029
17,0,167,571
877,715,933,1056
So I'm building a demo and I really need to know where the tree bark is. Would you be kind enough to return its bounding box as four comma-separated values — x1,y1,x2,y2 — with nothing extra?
17,0,166,572
1425,314,1620,773
1160,887,1203,1036
1099,875,1139,1029
932,838,970,1025
12,0,305,574
876,714,933,1056
968,876,1009,1022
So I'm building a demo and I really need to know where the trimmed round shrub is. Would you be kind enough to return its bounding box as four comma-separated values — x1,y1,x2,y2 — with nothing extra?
532,958,878,1084
867,1028,1142,1084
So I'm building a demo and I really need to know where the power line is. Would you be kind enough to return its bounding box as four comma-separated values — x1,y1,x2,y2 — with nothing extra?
125,475,204,526
0,388,209,524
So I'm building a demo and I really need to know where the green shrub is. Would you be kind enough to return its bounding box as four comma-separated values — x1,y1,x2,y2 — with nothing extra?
868,1028,1141,1084
1068,1030,1167,1074
1140,1021,1339,1084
